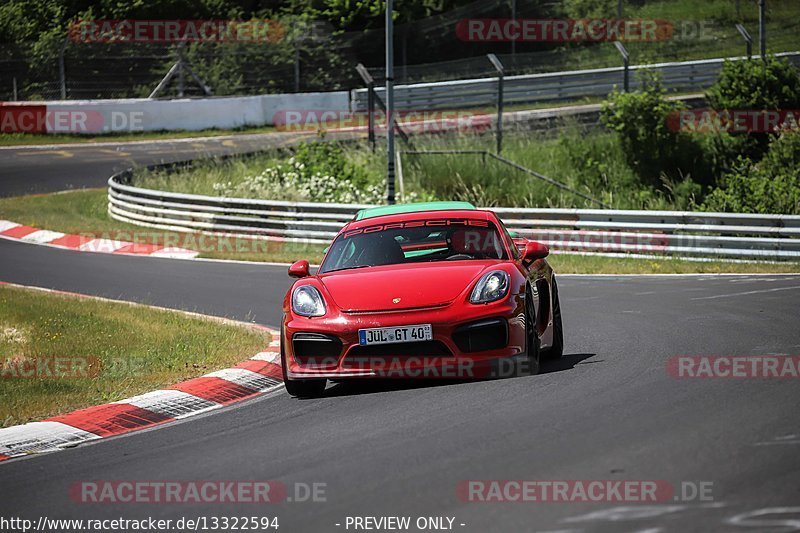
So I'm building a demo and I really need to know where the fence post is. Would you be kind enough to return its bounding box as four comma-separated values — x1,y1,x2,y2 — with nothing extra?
58,36,68,99
367,82,376,151
487,54,505,155
758,0,766,60
355,64,376,152
386,0,396,205
614,41,630,92
294,37,301,92
510,0,516,58
177,44,185,98
736,24,753,59
12,77,18,101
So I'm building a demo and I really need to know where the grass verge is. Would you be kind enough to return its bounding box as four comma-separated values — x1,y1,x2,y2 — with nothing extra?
134,129,696,210
1,188,797,273
0,284,270,428
547,254,800,274
0,189,326,263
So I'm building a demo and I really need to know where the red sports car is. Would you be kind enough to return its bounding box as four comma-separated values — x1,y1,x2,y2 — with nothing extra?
281,201,564,397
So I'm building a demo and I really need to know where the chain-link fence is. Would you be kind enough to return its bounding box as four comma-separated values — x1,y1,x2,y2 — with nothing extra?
0,0,796,101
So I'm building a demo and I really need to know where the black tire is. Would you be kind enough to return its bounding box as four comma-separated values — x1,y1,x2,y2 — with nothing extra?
525,285,540,376
542,276,564,359
281,326,327,398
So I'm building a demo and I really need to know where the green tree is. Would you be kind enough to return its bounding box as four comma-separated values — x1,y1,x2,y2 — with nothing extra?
703,56,800,168
601,72,706,187
707,56,800,110
702,129,800,214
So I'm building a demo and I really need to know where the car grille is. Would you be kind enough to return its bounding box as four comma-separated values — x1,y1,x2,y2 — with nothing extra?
452,318,508,353
292,332,342,365
346,341,453,361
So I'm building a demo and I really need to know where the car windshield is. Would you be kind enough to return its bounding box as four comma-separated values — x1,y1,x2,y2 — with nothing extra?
319,218,509,273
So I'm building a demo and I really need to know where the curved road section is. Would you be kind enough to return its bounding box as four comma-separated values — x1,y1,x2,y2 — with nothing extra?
0,147,799,532
0,131,319,197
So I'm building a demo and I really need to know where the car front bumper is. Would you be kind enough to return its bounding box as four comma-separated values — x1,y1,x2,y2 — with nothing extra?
284,294,526,380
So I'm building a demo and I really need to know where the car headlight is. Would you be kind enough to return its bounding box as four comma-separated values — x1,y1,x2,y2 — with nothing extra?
292,285,326,317
470,270,510,304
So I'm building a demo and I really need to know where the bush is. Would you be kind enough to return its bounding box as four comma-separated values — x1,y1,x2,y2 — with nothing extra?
561,0,616,18
704,56,800,168
601,73,706,187
707,56,800,110
702,130,800,214
213,141,385,203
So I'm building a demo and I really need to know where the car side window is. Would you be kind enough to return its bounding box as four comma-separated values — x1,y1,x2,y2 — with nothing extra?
497,220,520,260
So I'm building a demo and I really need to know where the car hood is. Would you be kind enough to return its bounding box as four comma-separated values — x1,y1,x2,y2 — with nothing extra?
319,261,498,312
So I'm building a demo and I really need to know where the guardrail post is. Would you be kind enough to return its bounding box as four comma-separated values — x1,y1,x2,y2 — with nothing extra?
613,41,630,92
487,54,505,155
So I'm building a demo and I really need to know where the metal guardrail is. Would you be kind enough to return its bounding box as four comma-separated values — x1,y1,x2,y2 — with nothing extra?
351,52,800,112
109,173,800,260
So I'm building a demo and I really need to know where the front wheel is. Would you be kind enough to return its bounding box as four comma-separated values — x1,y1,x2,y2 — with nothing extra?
525,285,540,376
281,327,326,398
542,276,564,359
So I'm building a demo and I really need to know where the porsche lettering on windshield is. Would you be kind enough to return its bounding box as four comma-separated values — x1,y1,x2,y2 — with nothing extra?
342,219,489,239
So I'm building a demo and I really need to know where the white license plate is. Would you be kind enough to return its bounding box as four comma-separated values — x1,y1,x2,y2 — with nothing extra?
358,324,433,346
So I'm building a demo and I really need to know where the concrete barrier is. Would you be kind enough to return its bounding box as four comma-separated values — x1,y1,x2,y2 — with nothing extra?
0,92,350,134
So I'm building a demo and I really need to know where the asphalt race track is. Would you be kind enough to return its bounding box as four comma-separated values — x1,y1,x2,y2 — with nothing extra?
0,131,326,197
1,145,800,532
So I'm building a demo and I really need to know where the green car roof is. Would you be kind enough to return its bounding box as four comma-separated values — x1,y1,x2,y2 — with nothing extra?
354,201,476,221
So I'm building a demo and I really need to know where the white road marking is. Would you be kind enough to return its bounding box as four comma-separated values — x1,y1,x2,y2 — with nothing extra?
691,285,800,300
203,368,281,391
252,351,281,364
79,238,128,253
149,247,200,259
0,220,21,232
20,229,65,244
754,434,800,446
115,389,220,419
563,506,687,522
726,507,800,529
0,421,101,456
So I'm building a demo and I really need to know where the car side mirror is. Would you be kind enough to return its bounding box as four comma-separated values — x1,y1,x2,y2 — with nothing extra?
288,260,310,278
523,241,549,264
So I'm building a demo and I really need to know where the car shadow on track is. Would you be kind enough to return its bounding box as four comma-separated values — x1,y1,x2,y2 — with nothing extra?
541,352,598,374
316,352,598,398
